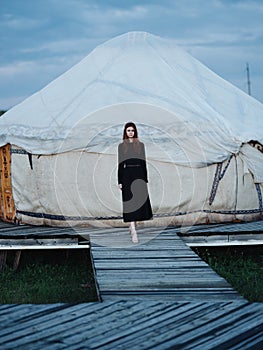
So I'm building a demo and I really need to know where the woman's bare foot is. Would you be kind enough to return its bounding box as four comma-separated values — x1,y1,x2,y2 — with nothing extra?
130,229,138,244
129,222,138,244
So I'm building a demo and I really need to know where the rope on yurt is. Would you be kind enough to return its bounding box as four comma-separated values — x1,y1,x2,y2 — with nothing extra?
234,155,238,213
209,155,233,205
16,207,263,222
11,147,46,223
255,183,263,212
27,153,33,170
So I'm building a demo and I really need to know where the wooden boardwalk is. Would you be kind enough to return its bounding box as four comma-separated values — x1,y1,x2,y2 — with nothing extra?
0,220,263,349
90,227,243,301
178,220,263,246
0,301,263,349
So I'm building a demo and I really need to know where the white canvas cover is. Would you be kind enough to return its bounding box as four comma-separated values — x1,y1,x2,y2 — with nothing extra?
0,32,262,227
10,142,262,228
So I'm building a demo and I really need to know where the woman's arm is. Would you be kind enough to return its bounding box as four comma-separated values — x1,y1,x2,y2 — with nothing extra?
118,143,124,186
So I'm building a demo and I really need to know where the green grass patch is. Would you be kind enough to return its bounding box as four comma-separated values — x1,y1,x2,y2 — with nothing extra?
0,249,99,304
194,246,263,302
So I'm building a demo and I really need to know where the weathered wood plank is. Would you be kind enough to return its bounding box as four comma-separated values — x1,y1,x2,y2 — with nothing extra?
94,259,207,267
0,238,78,245
0,244,89,250
178,220,263,246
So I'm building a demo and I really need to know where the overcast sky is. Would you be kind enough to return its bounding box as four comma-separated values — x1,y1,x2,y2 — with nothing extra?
1,0,262,110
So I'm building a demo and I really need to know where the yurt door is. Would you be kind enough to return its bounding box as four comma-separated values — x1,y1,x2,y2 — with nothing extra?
0,144,15,223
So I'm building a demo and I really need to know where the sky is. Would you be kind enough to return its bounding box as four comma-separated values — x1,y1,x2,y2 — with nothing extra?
0,0,263,110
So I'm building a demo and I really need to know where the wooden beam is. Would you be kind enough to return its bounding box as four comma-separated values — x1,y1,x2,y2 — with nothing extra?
0,144,15,223
0,244,89,250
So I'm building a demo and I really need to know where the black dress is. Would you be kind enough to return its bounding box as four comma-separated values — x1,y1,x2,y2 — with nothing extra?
118,141,153,223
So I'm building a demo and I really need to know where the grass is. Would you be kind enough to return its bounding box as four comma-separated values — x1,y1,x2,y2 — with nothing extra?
0,249,99,304
1,244,262,304
193,246,263,302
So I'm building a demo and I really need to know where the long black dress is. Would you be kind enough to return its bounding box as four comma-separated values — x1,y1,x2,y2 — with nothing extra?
118,141,153,223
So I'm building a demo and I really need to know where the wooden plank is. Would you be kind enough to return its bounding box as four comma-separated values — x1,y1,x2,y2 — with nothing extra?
0,244,89,250
0,237,78,245
92,259,216,268
187,240,263,247
178,220,263,246
0,222,80,238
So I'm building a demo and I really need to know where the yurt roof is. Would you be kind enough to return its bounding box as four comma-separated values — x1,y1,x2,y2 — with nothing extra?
0,31,262,167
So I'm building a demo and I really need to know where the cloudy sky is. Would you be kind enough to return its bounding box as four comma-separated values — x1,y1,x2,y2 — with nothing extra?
1,0,263,110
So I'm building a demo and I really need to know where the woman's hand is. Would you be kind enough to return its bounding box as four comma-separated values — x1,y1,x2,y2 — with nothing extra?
118,184,122,190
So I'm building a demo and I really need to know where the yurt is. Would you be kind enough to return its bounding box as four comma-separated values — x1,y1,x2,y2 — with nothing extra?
0,31,262,228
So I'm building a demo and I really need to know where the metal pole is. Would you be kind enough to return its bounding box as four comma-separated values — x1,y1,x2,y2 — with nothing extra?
246,62,251,96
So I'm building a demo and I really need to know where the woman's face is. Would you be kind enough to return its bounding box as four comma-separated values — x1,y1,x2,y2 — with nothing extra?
126,126,135,139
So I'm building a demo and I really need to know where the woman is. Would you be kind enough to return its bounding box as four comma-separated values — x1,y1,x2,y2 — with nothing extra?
118,122,153,243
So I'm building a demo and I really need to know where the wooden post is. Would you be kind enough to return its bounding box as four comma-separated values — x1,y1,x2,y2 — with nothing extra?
0,251,7,271
0,144,16,223
13,251,22,270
